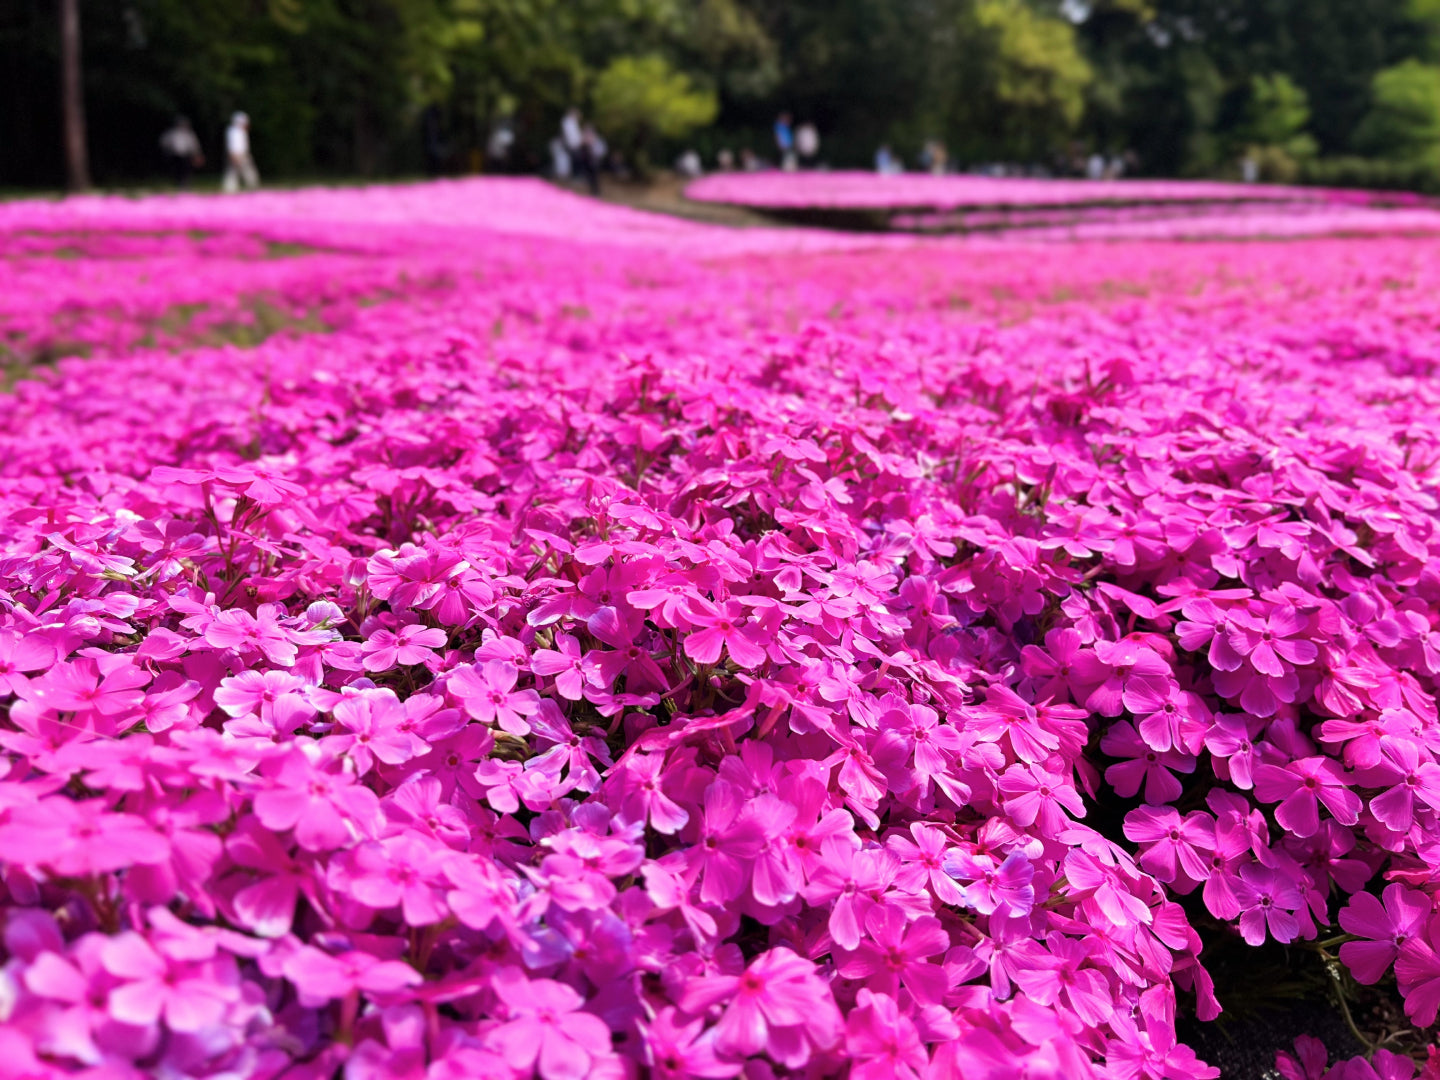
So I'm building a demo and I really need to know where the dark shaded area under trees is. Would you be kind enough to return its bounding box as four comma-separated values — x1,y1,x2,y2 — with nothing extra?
4,0,1440,190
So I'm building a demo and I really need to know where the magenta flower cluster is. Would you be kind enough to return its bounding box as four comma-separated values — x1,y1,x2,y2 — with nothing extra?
686,173,1440,242
684,172,1344,210
889,203,1440,242
1276,1035,1440,1080
2,178,1440,1079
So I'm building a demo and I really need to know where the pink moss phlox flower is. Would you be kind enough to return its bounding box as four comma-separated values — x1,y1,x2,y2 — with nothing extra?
100,931,239,1032
1123,807,1215,885
1202,713,1261,789
333,833,451,924
448,659,540,735
22,656,151,719
0,798,170,876
530,632,594,700
1252,756,1361,837
252,746,381,852
1360,736,1440,833
361,624,447,671
837,906,951,1004
683,598,770,669
1125,679,1209,755
1104,720,1196,803
1338,883,1431,984
680,946,842,1065
1275,1034,1329,1080
944,849,1035,916
844,989,929,1080
998,760,1086,834
688,778,766,905
1232,863,1304,945
1073,639,1171,718
639,1007,742,1079
1011,933,1114,1026
803,838,913,949
484,967,614,1080
1342,1049,1420,1080
203,605,301,666
0,629,56,695
1226,607,1318,678
280,945,422,1006
886,821,964,906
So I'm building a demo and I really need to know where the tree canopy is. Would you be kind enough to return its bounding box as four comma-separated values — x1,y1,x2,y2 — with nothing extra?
1,0,1436,186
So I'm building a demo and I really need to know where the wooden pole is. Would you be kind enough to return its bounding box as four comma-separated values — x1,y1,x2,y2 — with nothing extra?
60,0,91,192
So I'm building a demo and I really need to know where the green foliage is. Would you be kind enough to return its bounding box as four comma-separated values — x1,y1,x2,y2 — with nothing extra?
1354,60,1440,164
974,0,1092,128
593,55,717,139
592,54,718,168
1301,154,1440,193
1233,72,1317,179
1409,0,1440,33
958,0,1093,159
679,0,777,100
6,0,1440,186
1072,0,1423,176
1238,74,1317,157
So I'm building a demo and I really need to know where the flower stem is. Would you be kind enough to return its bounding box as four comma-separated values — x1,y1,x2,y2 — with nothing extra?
1323,957,1374,1056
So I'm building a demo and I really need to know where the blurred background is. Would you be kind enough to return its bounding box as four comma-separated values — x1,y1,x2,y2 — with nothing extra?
5,0,1440,194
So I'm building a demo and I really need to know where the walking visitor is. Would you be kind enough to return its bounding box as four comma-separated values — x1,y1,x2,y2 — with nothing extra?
774,112,797,171
159,116,203,189
222,112,260,193
796,122,820,168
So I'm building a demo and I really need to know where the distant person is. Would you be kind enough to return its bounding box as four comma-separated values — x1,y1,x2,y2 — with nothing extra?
159,116,203,189
1242,154,1260,183
741,148,763,172
577,123,604,195
588,126,608,169
676,149,703,178
919,139,948,175
421,104,446,177
222,112,259,193
796,122,819,167
716,148,736,171
774,112,797,171
561,108,584,163
549,137,572,179
1086,153,1106,180
487,121,515,171
875,144,901,175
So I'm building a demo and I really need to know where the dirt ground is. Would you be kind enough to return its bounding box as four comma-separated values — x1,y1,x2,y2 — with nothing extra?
589,173,782,229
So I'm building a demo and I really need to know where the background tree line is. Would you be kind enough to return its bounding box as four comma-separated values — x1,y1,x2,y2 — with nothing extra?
4,0,1440,190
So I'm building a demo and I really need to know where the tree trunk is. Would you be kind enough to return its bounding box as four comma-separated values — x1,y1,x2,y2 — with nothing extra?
59,0,90,192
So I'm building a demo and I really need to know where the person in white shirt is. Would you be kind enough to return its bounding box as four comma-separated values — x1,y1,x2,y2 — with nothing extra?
549,137,572,179
223,112,260,193
159,116,203,188
561,108,584,159
796,122,819,167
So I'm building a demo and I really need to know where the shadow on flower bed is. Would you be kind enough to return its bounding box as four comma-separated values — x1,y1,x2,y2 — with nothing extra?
0,296,335,388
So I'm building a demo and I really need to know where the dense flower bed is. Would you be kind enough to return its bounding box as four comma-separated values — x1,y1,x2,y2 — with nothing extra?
683,172,1382,210
890,203,1440,241
2,179,1440,1079
685,173,1440,241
